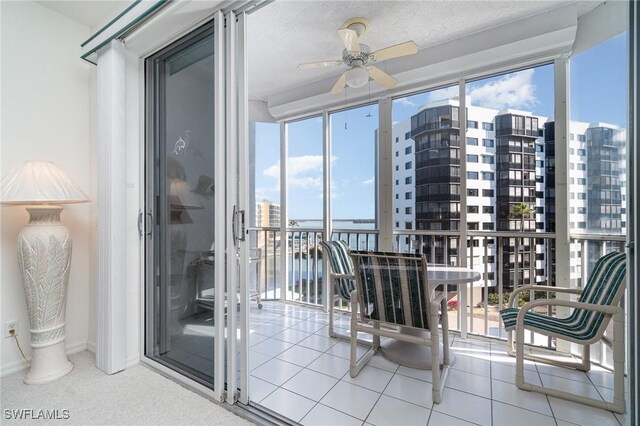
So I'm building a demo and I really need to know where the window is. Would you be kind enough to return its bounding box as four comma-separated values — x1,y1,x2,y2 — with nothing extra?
405,131,411,140
578,193,586,200
395,151,399,157
405,161,412,170
405,192,412,199
405,222,412,230
536,176,544,183
577,149,586,156
467,137,478,145
536,160,544,167
482,122,494,131
395,179,399,185
482,189,494,197
482,155,494,164
467,154,478,162
467,171,479,179
395,208,399,213
395,165,399,171
405,176,412,184
468,189,478,196
577,163,586,170
467,120,478,129
482,138,494,147
483,206,494,214
405,207,412,214
395,222,399,227
482,222,494,230
536,144,544,152
468,222,479,230
467,206,479,213
395,137,399,143
482,172,494,180
405,146,412,155
395,194,399,199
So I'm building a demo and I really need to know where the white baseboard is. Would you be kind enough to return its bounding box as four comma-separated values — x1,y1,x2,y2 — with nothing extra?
86,340,96,353
86,340,138,369
1,340,88,378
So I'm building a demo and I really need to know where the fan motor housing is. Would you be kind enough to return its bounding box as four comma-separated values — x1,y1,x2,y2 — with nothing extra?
342,44,371,66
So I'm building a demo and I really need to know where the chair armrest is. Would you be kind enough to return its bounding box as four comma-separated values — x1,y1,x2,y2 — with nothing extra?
516,299,621,329
508,285,583,308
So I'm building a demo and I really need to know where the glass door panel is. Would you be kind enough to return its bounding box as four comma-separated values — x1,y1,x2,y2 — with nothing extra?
146,23,217,387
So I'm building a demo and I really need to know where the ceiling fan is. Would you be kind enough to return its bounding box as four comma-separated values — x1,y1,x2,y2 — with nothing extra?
298,17,419,95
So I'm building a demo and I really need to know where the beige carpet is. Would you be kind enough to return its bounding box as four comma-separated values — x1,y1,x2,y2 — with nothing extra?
0,351,252,425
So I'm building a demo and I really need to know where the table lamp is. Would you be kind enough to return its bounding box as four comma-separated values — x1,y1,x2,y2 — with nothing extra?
0,161,89,384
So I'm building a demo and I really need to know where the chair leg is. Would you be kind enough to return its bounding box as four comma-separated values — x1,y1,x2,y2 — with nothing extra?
577,344,591,372
349,291,376,378
515,321,527,390
441,298,450,365
430,310,443,404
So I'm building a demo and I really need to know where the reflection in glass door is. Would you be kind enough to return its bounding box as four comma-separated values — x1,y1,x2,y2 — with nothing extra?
145,23,217,387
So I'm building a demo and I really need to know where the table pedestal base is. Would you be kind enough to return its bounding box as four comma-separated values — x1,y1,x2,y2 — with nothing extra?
380,329,456,370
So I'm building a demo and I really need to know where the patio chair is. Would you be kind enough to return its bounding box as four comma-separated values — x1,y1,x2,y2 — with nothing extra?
319,240,357,339
499,250,627,413
349,251,451,404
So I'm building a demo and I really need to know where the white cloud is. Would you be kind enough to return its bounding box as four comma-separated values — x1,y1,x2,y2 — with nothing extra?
362,177,375,185
468,69,537,110
425,86,459,104
394,97,417,108
263,155,335,189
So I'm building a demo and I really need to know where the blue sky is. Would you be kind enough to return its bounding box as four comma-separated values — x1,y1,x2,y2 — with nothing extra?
254,33,627,221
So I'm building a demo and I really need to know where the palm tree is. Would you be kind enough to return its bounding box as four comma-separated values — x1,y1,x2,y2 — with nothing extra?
510,203,532,232
288,219,299,228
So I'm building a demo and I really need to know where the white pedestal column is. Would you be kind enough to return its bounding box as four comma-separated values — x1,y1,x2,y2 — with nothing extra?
18,206,74,384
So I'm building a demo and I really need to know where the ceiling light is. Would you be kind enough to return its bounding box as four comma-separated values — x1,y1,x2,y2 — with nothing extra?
345,62,369,88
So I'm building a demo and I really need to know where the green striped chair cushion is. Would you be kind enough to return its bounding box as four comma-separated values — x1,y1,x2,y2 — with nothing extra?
500,251,626,341
351,251,431,330
320,240,356,302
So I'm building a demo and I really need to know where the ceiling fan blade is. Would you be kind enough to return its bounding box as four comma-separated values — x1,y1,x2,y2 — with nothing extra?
298,60,343,70
368,66,397,89
338,28,360,52
371,41,418,62
330,72,347,95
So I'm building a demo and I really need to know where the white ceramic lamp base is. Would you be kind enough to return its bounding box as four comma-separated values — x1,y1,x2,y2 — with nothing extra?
18,206,74,384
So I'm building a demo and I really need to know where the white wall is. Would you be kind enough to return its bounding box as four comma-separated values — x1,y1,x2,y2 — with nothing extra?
0,0,94,376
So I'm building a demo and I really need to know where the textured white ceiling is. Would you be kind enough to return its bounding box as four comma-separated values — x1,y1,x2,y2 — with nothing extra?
248,0,594,101
36,0,134,29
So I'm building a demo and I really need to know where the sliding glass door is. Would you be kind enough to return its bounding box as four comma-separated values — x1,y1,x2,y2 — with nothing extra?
145,22,220,388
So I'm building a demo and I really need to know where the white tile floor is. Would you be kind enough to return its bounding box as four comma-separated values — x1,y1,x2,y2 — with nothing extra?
247,302,627,426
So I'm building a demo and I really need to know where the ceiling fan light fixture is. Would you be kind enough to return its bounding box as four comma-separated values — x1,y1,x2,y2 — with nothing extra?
345,63,369,88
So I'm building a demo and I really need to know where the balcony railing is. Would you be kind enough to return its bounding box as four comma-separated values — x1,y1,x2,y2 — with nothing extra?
249,226,625,360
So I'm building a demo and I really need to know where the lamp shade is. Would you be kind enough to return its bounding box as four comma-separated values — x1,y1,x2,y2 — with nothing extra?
169,178,203,210
0,161,90,205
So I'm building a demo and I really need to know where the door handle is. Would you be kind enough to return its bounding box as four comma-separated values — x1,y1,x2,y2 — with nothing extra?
232,206,246,243
138,210,153,238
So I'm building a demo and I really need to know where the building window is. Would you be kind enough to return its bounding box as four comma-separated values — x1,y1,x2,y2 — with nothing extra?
482,138,494,147
405,207,412,214
467,137,478,146
395,137,399,143
482,222,494,230
578,134,586,142
405,161,412,170
536,160,544,167
467,120,478,129
395,208,399,213
405,222,412,230
482,155,494,164
483,206,494,214
482,172,494,180
468,222,479,230
482,189,494,197
468,205,479,213
577,193,586,199
535,207,544,214
482,122,494,131
395,151,399,157
468,189,479,196
405,192,412,199
395,179,399,185
405,146,412,154
405,131,411,140
395,165,399,171
536,176,544,183
467,154,479,163
395,222,399,227
467,171,479,179
536,144,544,152
405,176,412,184
395,194,399,199
577,163,586,170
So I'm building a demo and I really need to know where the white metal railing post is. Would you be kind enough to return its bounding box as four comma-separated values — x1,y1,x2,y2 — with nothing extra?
378,98,393,251
280,122,288,302
459,80,469,338
554,57,573,353
323,110,331,311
